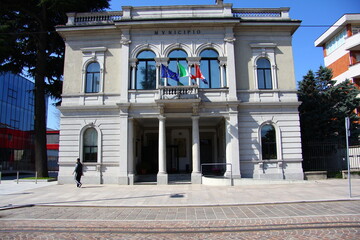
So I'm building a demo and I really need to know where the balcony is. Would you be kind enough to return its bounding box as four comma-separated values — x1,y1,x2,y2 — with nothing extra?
66,12,122,26
64,7,291,27
345,33,360,51
159,85,199,100
348,62,360,78
232,8,290,19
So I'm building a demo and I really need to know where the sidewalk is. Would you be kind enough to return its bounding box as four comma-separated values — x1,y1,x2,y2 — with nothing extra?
0,179,359,209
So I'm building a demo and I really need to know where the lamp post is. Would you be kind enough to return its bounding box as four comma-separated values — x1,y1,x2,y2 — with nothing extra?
345,117,352,198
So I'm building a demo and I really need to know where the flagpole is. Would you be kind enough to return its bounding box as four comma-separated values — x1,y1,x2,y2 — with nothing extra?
188,64,192,86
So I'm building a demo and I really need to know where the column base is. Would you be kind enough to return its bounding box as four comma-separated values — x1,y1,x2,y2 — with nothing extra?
128,174,135,185
118,176,129,185
157,173,168,185
191,172,202,184
225,171,241,179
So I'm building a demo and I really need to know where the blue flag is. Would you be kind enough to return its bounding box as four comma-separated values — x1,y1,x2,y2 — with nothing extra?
161,64,179,82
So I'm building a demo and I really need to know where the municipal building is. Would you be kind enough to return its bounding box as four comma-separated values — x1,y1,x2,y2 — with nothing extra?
56,0,304,185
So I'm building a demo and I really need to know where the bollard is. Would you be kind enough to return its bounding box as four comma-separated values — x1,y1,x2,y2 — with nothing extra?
17,171,19,184
35,171,38,184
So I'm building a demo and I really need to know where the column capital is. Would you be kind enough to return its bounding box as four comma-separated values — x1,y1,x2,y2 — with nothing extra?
192,103,200,115
191,115,200,120
157,103,165,115
155,57,169,65
158,115,166,121
187,57,201,66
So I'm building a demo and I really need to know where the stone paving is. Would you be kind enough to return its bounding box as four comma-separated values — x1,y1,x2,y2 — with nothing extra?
1,215,359,239
1,179,360,208
1,201,360,239
1,200,360,221
1,179,360,239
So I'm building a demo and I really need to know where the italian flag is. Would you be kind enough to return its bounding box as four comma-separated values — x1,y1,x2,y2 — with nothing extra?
177,63,189,77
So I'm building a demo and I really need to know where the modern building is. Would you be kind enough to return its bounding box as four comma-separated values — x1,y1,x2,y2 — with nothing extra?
0,72,35,171
56,0,304,185
315,14,360,124
315,14,360,84
47,129,60,173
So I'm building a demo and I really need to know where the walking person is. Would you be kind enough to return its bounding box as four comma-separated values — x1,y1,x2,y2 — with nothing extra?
73,158,83,188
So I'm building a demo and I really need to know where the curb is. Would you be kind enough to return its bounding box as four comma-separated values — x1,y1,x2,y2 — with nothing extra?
0,204,34,211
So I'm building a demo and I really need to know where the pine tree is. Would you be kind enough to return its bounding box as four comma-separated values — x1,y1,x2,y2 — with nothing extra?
0,0,110,177
298,66,360,144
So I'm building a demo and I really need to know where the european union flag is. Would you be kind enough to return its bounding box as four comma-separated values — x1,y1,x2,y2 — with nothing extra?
161,64,179,82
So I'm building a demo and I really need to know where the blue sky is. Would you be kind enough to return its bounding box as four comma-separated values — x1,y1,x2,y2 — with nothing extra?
110,0,359,82
47,0,359,129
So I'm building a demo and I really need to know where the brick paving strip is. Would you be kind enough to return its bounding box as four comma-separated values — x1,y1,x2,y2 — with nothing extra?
0,216,359,239
1,201,359,239
1,200,359,220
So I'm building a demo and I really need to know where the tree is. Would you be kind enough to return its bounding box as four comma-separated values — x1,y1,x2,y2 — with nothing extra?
0,0,110,177
298,66,360,144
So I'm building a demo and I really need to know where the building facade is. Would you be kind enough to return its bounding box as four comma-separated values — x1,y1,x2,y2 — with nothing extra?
0,72,35,171
315,14,360,83
315,14,360,119
56,1,304,185
47,129,60,173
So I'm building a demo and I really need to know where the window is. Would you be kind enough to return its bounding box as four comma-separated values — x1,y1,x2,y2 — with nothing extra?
200,49,220,88
83,128,98,162
168,49,188,86
261,124,277,160
352,26,360,35
85,62,100,93
136,51,156,90
325,28,347,55
257,58,272,90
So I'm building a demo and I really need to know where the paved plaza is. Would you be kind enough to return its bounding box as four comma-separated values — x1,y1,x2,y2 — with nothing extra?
0,179,360,239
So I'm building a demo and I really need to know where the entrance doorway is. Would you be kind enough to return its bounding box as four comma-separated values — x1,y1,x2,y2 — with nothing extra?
170,129,190,173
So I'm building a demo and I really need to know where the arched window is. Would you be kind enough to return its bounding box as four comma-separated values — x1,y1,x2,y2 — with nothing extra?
168,49,188,86
136,51,156,90
257,58,272,90
200,49,220,89
83,128,98,162
85,62,100,93
261,124,277,160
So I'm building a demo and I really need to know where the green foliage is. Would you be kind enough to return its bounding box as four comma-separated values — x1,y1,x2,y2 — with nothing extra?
298,66,360,143
0,0,110,177
0,0,110,100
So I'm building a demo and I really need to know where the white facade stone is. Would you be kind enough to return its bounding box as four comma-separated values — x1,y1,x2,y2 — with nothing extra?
56,2,304,184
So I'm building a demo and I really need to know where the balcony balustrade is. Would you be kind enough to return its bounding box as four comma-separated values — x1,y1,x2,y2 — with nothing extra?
345,33,360,51
64,8,290,26
66,12,122,26
159,85,199,100
232,8,290,19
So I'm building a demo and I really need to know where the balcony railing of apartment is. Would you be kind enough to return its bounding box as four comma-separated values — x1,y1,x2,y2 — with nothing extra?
232,8,290,19
159,85,199,100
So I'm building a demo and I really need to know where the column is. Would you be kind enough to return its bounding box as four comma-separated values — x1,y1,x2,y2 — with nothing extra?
156,62,160,89
188,64,192,86
220,64,225,88
218,57,227,88
118,105,130,185
127,118,135,185
191,116,202,184
157,116,168,184
120,29,131,102
129,59,137,90
224,27,237,101
225,105,241,179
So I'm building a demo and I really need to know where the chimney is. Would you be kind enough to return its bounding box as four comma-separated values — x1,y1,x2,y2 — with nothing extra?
216,0,224,5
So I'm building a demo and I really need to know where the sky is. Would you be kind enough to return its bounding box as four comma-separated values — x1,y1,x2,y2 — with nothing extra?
47,0,360,130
